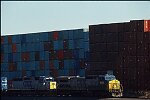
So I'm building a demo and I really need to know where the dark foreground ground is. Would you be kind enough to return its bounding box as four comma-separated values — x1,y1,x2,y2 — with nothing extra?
1,96,148,100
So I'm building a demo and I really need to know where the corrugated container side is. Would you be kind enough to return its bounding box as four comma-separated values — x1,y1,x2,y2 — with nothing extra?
4,45,8,53
44,51,49,60
54,41,59,50
30,61,36,70
53,31,59,40
53,60,59,70
21,43,27,52
51,69,58,78
78,69,85,77
35,70,46,77
8,36,12,44
21,34,26,43
26,34,33,43
1,54,4,63
58,31,63,40
49,61,54,69
12,44,17,53
58,40,63,50
21,52,30,61
30,52,35,61
35,61,39,70
39,61,45,70
69,59,75,69
64,60,70,69
79,49,84,58
3,53,8,62
1,63,8,71
63,70,69,76
58,60,64,69
45,70,50,76
13,53,21,62
58,70,64,76
39,42,44,51
39,51,45,60
17,62,22,71
77,29,84,39
1,44,4,53
63,40,69,49
57,50,64,60
45,60,49,70
68,30,74,39
12,35,21,43
62,31,69,39
4,36,8,44
84,32,89,41
48,32,53,41
9,63,17,72
69,40,74,49
69,70,77,76
35,51,40,61
73,49,79,59
1,36,4,44
33,33,40,42
8,44,12,53
8,53,13,62
16,44,21,52
33,43,40,51
40,32,49,42
106,32,118,43
84,41,89,51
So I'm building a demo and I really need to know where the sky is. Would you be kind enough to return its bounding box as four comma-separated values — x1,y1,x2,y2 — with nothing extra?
1,1,150,35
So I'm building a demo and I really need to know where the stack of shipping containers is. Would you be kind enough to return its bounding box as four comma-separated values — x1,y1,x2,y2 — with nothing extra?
1,19,149,93
1,29,89,87
89,20,150,92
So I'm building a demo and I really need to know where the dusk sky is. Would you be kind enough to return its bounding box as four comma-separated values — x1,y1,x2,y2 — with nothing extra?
1,1,150,35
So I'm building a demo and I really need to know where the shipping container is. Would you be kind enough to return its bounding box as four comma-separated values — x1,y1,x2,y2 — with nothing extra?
40,32,49,42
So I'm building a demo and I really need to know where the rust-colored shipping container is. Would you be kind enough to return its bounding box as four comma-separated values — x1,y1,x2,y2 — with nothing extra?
9,63,17,72
53,31,59,40
21,52,30,61
51,69,58,78
8,36,12,44
59,60,64,69
57,50,64,60
136,43,149,56
1,36,4,44
22,68,26,77
39,61,45,70
12,43,17,53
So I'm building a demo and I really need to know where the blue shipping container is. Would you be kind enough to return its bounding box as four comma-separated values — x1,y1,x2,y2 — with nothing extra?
1,63,8,71
17,62,22,71
3,36,8,44
58,41,63,50
40,32,49,42
62,31,69,39
54,41,59,50
68,30,74,39
16,44,21,52
4,54,8,62
4,45,8,53
8,44,12,53
69,40,74,49
54,60,59,69
84,32,89,41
